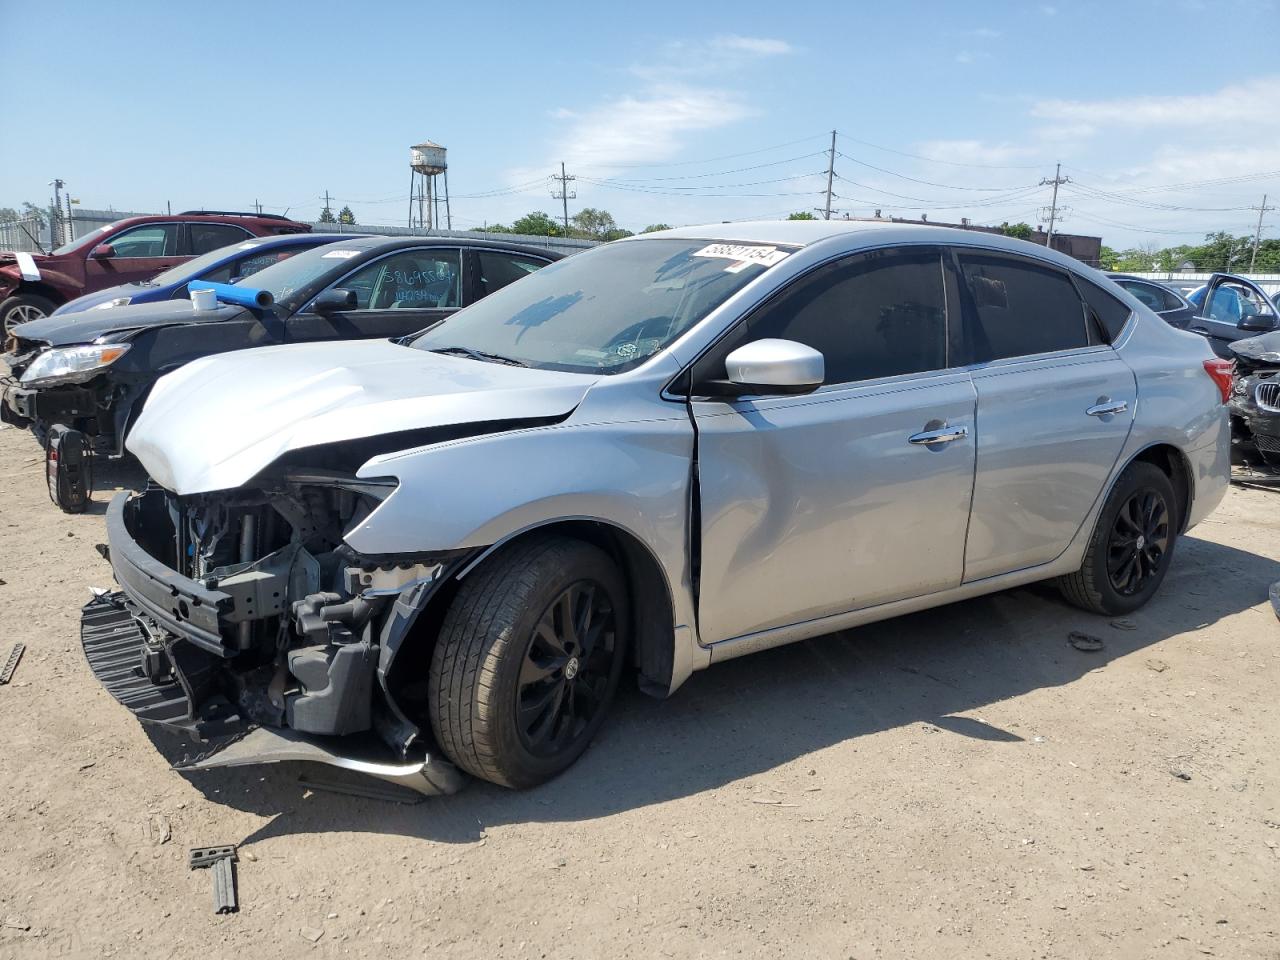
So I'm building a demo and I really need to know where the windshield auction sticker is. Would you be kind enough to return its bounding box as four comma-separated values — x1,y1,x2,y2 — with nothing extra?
692,243,790,272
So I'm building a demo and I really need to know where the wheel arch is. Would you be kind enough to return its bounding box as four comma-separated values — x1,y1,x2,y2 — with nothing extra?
11,280,68,307
1129,442,1194,533
386,517,679,716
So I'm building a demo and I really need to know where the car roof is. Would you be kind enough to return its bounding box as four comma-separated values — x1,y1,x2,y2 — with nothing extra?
635,220,1091,272
316,235,565,259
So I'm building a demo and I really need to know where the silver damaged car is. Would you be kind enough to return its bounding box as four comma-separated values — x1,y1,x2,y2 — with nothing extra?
83,222,1232,793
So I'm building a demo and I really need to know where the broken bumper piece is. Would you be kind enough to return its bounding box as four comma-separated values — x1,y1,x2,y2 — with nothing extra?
174,727,467,798
81,593,466,797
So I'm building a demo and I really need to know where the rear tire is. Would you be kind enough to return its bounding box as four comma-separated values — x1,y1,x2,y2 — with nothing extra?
1,294,56,334
1057,461,1179,615
428,536,628,789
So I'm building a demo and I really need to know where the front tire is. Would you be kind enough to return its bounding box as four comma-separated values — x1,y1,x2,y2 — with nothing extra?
429,536,629,789
1057,461,1179,615
1,294,56,334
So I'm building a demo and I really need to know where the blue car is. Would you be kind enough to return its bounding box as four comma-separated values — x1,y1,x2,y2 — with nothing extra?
51,232,368,316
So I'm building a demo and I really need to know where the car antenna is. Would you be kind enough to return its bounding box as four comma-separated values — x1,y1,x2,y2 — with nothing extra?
18,221,46,254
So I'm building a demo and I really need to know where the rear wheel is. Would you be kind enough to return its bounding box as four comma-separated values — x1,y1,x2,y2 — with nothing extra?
1,294,56,334
428,536,628,789
1057,461,1179,615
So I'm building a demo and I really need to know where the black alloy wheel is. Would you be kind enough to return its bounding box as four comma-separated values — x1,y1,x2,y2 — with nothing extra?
517,580,619,758
1106,489,1171,596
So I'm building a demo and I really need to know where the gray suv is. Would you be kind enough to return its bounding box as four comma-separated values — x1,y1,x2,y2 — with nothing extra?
84,222,1231,795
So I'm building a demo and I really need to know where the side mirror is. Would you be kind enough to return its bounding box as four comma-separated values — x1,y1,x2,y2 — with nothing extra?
90,243,115,259
1238,311,1277,332
714,339,824,397
312,288,357,313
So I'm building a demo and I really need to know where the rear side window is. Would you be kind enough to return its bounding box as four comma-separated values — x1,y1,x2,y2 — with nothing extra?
189,223,251,255
477,251,550,297
1081,279,1135,341
695,249,947,387
957,254,1088,361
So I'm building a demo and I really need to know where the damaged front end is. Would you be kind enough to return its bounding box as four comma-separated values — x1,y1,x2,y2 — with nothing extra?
1229,353,1280,473
83,471,473,795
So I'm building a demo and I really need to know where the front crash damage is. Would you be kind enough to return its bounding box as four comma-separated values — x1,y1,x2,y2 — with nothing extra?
83,471,479,796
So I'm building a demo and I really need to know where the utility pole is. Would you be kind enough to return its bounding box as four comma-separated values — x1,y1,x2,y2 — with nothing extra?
552,162,576,235
1249,194,1274,271
48,178,65,248
321,190,334,221
823,130,836,221
1040,163,1070,247
253,199,262,215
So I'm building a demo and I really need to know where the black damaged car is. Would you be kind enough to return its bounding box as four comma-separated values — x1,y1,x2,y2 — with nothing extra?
1,236,561,467
1229,329,1280,471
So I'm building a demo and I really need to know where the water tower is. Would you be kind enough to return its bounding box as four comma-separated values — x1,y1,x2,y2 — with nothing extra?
409,140,451,231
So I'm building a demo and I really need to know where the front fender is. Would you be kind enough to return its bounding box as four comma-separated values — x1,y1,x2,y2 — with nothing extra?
346,414,697,636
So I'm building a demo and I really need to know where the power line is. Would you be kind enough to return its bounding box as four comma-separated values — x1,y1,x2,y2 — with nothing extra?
573,133,830,170
835,152,1035,192
836,132,1044,170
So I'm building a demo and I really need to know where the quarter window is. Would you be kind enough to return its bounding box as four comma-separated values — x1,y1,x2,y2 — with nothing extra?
107,224,178,258
1079,278,1133,342
338,249,461,309
697,250,948,388
957,254,1089,361
189,223,251,255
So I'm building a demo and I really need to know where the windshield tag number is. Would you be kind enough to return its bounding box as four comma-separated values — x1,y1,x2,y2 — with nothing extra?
692,243,789,271
321,250,361,259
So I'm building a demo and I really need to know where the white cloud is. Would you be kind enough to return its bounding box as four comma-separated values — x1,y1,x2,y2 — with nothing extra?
1032,75,1280,128
1040,4,1058,14
711,35,793,56
552,86,751,169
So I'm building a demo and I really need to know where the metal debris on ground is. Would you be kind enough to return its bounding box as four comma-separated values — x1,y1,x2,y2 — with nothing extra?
298,773,424,805
188,846,238,914
0,643,25,684
1068,631,1105,652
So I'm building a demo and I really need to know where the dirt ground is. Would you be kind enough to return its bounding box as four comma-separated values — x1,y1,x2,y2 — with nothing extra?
0,422,1277,960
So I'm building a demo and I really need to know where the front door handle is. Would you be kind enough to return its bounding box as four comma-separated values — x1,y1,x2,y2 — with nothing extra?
908,425,969,446
1086,398,1128,418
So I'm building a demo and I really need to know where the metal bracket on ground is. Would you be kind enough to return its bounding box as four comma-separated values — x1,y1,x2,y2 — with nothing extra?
0,643,25,685
189,846,238,914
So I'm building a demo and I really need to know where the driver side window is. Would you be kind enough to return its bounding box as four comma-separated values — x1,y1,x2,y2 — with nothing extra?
338,249,461,309
107,224,178,258
692,248,948,389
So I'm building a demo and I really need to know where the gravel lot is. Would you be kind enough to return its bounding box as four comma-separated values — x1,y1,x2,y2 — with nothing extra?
0,421,1277,960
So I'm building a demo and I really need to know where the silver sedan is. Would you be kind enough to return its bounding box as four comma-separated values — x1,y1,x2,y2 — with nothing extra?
91,221,1231,792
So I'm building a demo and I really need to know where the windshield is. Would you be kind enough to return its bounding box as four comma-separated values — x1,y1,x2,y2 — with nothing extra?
230,241,361,305
142,242,258,286
51,224,112,256
411,239,785,374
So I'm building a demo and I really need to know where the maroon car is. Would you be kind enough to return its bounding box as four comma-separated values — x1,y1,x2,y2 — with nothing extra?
0,211,311,332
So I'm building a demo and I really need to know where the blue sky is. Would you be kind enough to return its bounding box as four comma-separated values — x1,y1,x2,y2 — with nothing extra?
4,0,1279,248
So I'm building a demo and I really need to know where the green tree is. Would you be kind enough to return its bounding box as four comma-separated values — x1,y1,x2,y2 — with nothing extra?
602,228,634,241
999,221,1033,241
337,205,356,225
787,211,818,220
318,205,336,224
509,211,564,237
640,223,672,233
570,207,618,240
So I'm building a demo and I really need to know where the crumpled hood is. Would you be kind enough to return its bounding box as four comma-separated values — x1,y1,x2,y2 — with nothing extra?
1230,330,1280,363
11,300,249,347
128,338,597,494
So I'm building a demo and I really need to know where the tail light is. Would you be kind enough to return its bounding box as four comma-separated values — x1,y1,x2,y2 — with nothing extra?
1202,358,1233,404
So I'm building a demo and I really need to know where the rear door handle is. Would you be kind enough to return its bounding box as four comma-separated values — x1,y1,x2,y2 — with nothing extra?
1086,399,1128,418
908,425,968,446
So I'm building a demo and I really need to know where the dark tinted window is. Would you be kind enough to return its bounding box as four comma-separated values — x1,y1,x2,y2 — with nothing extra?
340,249,461,309
1080,279,1134,341
189,223,251,255
696,250,947,387
957,254,1088,361
477,251,549,297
